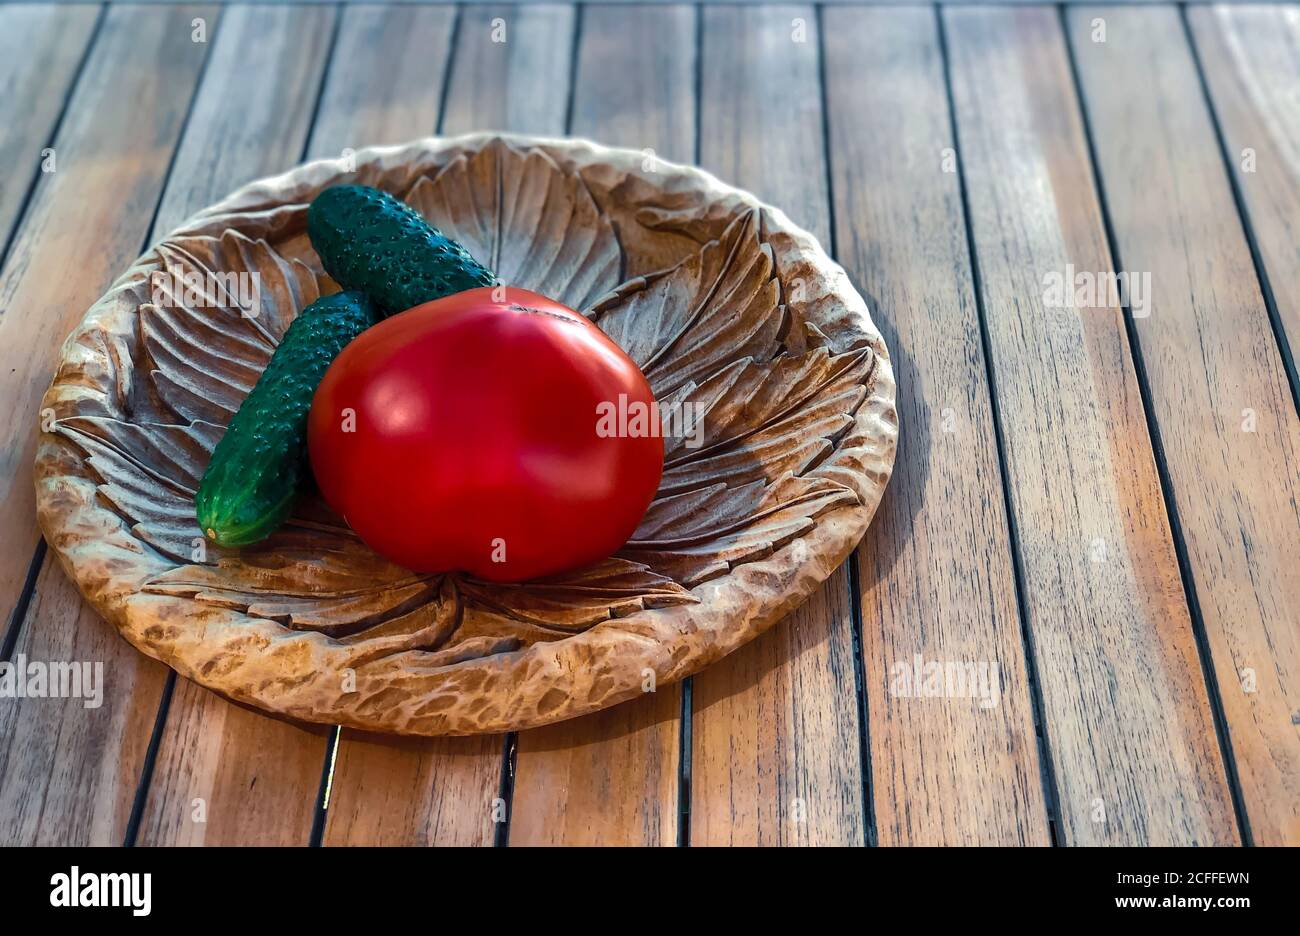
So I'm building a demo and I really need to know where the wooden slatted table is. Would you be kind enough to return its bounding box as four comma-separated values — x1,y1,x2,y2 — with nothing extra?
0,1,1296,847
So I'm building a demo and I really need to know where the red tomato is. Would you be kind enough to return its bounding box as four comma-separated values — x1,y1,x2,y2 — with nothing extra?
308,286,663,581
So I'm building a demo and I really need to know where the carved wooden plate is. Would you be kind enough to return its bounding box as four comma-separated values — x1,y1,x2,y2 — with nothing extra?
35,134,897,736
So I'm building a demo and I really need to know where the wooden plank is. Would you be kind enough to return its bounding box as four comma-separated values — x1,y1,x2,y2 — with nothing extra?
151,5,335,238
0,559,168,845
1070,5,1300,846
1188,5,1300,387
0,3,215,846
564,4,695,165
686,4,864,847
308,4,456,159
0,4,100,259
441,4,575,136
324,730,503,846
824,5,1051,845
507,4,696,847
689,583,863,845
698,5,830,298
318,5,554,846
943,6,1238,845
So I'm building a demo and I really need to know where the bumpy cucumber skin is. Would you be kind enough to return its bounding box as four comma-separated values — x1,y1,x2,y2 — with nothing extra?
196,291,380,546
307,184,496,316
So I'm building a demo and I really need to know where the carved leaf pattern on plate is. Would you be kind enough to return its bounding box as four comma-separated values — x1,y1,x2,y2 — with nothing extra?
52,142,872,669
405,140,622,312
144,231,321,424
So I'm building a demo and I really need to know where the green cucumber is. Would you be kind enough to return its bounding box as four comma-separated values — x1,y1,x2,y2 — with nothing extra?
307,184,495,315
196,290,380,546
